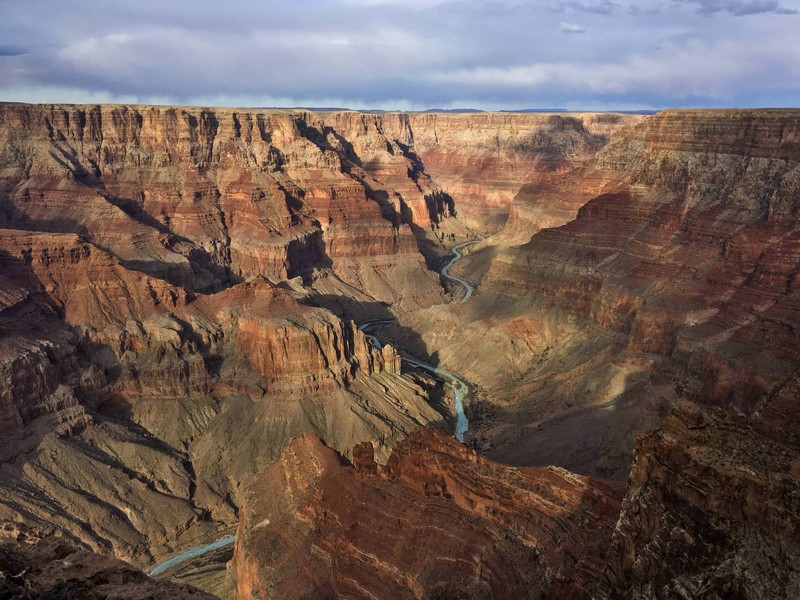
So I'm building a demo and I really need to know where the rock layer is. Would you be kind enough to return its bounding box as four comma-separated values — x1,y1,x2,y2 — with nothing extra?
0,222,441,575
407,109,800,479
234,429,624,599
4,104,800,599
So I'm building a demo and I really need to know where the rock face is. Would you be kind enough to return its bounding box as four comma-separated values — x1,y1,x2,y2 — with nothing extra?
234,429,624,600
4,103,800,599
0,222,442,575
406,112,644,233
0,104,436,308
604,387,800,599
0,105,640,305
0,103,642,574
406,109,800,479
491,110,800,397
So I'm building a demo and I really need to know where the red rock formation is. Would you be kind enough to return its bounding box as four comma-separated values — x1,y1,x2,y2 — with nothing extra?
4,103,800,599
407,112,643,233
234,429,624,599
0,104,441,309
0,227,399,402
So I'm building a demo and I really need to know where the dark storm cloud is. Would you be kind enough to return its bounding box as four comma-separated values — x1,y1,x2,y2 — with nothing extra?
0,45,27,56
677,0,799,14
0,0,799,110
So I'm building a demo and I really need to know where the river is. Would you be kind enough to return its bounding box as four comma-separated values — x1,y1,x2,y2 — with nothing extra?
441,241,478,302
148,534,236,577
358,321,471,443
358,239,477,442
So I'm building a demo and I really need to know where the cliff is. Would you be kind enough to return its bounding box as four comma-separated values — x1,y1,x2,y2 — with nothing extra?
0,105,638,303
407,112,644,234
234,429,624,600
604,387,800,599
4,103,800,598
0,104,440,309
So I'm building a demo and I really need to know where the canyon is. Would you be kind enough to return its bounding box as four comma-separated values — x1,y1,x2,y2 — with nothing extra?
0,103,799,598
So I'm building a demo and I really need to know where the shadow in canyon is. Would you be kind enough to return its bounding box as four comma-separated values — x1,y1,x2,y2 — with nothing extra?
10,135,245,292
0,248,196,447
510,114,612,164
0,192,241,294
304,293,457,428
307,294,439,367
0,247,224,562
467,365,672,481
424,189,457,223
288,117,467,279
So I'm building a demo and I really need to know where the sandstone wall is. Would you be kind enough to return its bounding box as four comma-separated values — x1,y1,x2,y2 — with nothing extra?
491,109,800,402
234,429,624,599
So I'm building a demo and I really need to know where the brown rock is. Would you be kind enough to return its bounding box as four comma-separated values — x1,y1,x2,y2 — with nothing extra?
234,429,624,599
414,108,800,478
4,103,800,600
604,387,800,599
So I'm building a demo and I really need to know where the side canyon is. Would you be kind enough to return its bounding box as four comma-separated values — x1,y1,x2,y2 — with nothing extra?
1,103,798,599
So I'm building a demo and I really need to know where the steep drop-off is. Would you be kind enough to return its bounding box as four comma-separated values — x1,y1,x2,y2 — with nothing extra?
0,223,441,577
1,525,216,599
604,392,800,599
234,429,623,600
1,104,641,587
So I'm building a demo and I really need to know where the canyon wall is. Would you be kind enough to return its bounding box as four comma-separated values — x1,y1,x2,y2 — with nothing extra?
399,109,800,480
0,104,434,309
234,429,623,600
314,110,642,233
604,391,800,599
229,108,800,599
407,111,644,234
4,104,800,598
0,224,440,571
0,526,217,599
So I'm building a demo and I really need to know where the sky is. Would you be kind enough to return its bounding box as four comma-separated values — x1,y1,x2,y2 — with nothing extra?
1,0,799,111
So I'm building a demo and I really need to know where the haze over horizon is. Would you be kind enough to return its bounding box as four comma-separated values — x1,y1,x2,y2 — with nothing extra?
1,0,799,112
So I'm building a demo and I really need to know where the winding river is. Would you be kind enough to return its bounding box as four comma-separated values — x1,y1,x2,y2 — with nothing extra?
149,241,478,577
442,241,479,303
359,239,478,442
358,321,471,442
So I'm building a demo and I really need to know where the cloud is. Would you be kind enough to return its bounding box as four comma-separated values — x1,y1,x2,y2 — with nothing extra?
0,45,27,56
0,0,799,110
556,0,619,14
676,0,799,15
560,21,587,32
425,36,800,98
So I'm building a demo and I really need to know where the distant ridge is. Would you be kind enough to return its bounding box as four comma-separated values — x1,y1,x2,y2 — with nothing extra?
1,101,659,115
499,108,659,115
422,108,485,113
306,107,660,115
499,108,567,113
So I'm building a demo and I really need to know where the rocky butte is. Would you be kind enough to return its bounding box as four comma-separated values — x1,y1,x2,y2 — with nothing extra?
0,103,798,598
